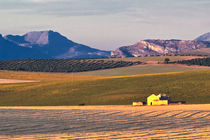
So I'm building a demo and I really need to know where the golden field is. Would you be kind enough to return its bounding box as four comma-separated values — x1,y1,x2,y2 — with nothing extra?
0,59,210,139
0,70,104,81
0,104,209,139
1,70,210,105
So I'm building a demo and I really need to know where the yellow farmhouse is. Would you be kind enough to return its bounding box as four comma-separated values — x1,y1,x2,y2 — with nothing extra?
147,94,169,106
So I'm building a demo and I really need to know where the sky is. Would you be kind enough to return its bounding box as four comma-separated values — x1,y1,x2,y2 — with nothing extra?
0,0,209,50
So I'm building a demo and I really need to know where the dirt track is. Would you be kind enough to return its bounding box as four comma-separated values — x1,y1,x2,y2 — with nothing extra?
0,79,37,84
0,105,209,139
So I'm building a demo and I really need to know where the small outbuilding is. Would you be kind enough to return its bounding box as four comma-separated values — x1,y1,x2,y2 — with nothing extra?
132,102,143,106
147,94,169,106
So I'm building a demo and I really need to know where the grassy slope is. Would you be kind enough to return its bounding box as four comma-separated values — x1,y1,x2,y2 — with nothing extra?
75,64,210,76
0,70,210,105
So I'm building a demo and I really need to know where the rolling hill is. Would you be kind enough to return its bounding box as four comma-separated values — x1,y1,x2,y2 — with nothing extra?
0,70,210,105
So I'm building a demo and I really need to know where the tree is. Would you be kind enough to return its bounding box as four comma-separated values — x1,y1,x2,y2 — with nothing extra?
164,58,170,64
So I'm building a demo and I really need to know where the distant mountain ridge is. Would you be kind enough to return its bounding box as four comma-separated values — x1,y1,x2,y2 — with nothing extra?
111,32,210,57
1,31,210,60
0,30,110,60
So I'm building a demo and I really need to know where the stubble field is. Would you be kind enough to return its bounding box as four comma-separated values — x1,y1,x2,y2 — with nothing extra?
0,104,209,139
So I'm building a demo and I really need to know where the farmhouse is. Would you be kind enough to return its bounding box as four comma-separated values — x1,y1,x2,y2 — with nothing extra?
147,94,169,106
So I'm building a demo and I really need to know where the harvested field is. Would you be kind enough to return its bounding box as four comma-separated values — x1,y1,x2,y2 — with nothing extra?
0,104,209,139
0,79,37,84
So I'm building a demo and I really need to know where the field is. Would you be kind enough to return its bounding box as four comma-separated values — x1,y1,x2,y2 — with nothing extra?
76,64,210,76
1,69,210,105
0,105,209,139
0,56,210,106
0,56,204,74
0,56,210,139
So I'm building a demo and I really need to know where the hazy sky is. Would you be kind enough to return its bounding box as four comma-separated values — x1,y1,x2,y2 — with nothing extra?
0,0,209,50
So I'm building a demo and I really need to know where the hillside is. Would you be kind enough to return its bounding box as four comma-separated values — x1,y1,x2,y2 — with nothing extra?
111,40,210,57
0,31,110,60
0,70,210,105
76,64,210,76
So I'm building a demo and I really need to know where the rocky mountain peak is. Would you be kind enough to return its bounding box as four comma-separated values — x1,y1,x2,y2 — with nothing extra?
24,31,50,45
4,30,71,47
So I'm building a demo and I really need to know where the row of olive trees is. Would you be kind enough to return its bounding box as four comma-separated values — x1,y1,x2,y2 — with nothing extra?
0,59,142,73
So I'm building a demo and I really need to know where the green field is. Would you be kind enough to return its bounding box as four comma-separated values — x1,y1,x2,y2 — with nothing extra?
75,64,210,76
0,70,210,105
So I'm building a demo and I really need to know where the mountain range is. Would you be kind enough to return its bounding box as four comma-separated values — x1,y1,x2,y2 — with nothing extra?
111,33,210,57
0,31,210,60
0,31,110,60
